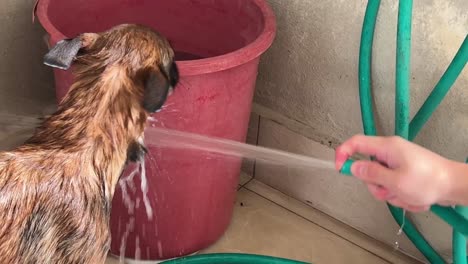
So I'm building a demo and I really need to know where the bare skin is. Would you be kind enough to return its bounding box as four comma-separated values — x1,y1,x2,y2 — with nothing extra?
335,135,468,212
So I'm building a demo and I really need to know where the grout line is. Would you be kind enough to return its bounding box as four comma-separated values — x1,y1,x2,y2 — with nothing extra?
237,115,261,191
252,115,261,178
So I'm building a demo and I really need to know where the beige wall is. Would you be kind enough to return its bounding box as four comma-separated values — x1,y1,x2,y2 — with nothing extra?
0,0,55,149
250,0,468,262
0,0,55,115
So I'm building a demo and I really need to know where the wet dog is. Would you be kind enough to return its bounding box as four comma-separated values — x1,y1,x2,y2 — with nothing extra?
0,24,178,263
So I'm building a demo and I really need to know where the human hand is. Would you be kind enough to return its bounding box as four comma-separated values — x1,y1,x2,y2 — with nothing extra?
335,135,461,212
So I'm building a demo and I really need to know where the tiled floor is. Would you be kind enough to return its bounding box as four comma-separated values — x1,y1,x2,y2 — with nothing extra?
107,175,421,264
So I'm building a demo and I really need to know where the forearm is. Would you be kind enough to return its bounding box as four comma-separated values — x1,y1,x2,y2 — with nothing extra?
445,160,468,206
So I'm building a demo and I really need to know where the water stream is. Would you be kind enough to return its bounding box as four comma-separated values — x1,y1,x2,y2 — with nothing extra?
116,126,338,261
144,126,336,171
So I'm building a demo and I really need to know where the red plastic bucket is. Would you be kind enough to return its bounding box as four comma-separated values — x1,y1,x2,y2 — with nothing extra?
36,0,276,261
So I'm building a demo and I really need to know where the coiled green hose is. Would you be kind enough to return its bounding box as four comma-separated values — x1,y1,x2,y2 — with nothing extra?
349,1,468,263
356,0,445,262
161,253,309,264
453,205,468,264
409,36,468,141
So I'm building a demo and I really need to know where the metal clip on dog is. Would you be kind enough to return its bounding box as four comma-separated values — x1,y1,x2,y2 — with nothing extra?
339,158,468,237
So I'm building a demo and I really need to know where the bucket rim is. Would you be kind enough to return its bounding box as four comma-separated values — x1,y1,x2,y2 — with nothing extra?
35,0,276,76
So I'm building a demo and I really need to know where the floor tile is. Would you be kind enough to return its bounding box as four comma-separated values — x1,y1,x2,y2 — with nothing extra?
200,188,390,264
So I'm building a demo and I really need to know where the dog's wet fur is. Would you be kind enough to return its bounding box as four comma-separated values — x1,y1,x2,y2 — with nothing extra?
0,24,179,263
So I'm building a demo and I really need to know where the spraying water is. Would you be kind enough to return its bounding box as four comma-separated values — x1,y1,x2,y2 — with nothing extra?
144,126,337,171
114,126,338,260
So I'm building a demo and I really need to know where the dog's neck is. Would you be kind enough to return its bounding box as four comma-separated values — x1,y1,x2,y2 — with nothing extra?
25,63,148,197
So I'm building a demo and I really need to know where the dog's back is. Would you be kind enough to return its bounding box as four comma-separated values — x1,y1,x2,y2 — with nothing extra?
0,148,110,264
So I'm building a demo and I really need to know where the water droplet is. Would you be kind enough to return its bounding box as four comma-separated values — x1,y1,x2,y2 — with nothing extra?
394,241,400,251
397,209,406,236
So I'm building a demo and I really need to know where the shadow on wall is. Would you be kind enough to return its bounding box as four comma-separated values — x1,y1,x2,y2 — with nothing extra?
0,0,56,117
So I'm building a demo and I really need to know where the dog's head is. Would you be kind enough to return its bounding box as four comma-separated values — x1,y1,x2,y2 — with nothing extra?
44,24,179,113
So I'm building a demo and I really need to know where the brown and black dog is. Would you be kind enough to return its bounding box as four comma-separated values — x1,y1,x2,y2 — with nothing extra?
0,24,179,263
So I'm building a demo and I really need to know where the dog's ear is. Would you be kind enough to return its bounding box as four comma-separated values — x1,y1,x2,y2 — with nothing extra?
142,69,171,113
43,33,98,70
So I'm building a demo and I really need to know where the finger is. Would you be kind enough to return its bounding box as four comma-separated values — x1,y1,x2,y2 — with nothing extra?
367,184,387,200
335,135,391,169
387,198,430,213
438,200,456,207
352,160,396,187
335,149,349,170
367,184,394,201
406,205,430,213
387,198,408,209
335,143,352,170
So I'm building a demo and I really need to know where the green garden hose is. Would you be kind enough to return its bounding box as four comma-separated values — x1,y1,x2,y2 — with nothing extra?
453,205,468,264
358,0,380,137
392,1,446,263
160,253,309,264
341,164,468,233
395,0,412,139
357,1,445,263
409,36,468,141
353,0,468,262
452,158,468,264
408,34,468,264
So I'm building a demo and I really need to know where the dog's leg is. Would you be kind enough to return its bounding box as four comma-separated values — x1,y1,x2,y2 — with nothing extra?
126,137,147,163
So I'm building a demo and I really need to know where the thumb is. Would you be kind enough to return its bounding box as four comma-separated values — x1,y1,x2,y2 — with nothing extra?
351,160,395,187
